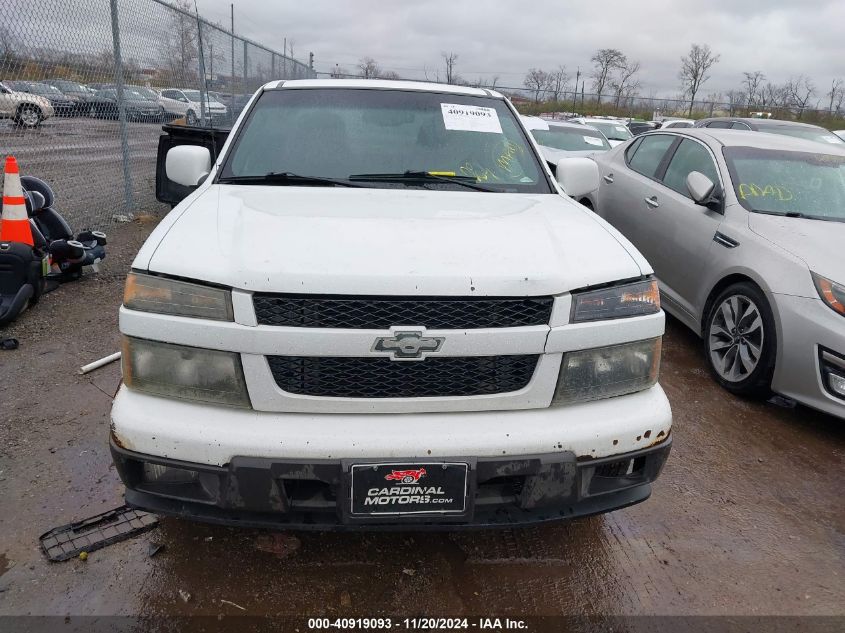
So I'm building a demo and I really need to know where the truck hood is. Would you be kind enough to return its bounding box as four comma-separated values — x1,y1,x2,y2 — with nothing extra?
141,186,648,296
748,213,845,282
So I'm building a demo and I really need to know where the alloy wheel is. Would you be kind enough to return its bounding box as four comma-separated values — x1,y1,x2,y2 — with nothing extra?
19,106,40,127
708,294,765,383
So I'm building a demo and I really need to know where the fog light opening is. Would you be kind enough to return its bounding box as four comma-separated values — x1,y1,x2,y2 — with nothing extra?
142,463,199,485
827,370,845,398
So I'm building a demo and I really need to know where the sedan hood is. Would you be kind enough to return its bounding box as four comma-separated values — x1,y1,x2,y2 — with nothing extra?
748,213,845,282
141,186,647,296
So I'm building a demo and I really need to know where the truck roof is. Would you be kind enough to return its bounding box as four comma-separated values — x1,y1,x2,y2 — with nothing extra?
265,78,503,99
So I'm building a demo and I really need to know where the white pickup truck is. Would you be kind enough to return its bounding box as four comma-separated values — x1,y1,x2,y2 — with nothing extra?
111,79,672,529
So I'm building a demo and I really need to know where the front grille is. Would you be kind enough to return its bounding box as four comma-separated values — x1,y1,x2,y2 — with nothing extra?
253,295,554,329
267,355,539,398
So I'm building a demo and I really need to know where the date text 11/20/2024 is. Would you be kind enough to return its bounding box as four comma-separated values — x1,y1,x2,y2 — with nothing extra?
308,618,528,630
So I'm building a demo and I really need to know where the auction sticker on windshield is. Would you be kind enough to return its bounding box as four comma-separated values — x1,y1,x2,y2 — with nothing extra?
441,103,503,134
350,462,469,516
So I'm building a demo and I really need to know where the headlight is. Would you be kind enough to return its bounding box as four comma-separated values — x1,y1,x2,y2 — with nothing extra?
552,338,661,405
124,272,233,321
572,279,660,322
122,337,251,408
812,273,845,317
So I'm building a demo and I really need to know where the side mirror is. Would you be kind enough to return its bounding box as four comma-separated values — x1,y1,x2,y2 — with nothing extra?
165,145,211,188
555,157,600,198
686,171,716,204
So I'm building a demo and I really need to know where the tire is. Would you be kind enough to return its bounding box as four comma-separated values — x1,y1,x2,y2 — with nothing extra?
186,109,197,125
15,104,42,128
703,282,777,397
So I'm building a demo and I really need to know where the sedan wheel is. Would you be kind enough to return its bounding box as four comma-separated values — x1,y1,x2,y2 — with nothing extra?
704,282,776,396
16,105,41,127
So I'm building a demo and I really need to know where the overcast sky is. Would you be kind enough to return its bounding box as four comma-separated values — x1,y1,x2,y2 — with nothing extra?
198,0,843,99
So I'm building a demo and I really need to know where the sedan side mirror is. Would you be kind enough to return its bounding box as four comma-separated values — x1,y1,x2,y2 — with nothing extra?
165,145,211,188
686,171,716,204
555,157,600,198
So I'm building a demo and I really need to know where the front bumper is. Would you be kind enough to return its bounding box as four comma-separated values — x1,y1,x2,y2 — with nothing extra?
772,294,845,419
111,437,671,530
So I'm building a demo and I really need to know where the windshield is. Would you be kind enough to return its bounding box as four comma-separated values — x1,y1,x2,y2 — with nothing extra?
584,121,633,141
220,88,551,193
182,90,216,102
724,147,845,222
124,90,150,101
531,126,610,151
131,86,158,100
762,126,845,146
21,83,62,96
51,80,85,92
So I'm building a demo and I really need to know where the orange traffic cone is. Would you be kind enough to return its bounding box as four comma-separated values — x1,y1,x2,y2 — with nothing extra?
1,156,34,247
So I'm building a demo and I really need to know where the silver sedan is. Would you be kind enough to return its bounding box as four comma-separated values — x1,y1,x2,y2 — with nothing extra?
587,128,845,419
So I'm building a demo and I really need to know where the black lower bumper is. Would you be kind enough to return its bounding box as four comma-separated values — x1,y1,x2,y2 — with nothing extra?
110,437,671,531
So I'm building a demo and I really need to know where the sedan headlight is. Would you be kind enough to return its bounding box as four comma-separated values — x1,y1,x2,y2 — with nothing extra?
122,337,250,408
124,272,233,321
812,273,845,317
572,279,660,322
552,338,661,405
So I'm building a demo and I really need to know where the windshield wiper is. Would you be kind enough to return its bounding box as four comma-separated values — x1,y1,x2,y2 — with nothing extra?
348,171,495,192
218,172,362,187
751,209,842,222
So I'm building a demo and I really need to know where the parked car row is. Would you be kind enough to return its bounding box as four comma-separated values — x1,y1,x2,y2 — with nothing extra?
0,79,249,127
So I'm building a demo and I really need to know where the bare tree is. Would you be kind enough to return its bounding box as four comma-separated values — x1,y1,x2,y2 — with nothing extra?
827,78,844,114
441,52,459,85
726,90,746,115
160,0,199,84
380,70,401,81
523,68,550,104
547,66,569,102
357,57,381,79
612,59,641,108
678,43,720,116
742,71,765,108
760,82,786,110
785,74,815,118
590,48,625,104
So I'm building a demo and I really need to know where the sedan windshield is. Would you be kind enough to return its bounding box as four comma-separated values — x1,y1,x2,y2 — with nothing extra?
584,121,633,142
725,147,845,222
531,125,610,151
131,86,159,100
51,80,86,92
220,88,551,193
18,82,62,96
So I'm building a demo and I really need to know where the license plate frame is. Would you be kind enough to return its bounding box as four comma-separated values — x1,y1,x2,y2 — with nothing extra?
344,459,474,521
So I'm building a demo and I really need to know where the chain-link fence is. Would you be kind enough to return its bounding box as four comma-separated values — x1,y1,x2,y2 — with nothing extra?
1,0,315,229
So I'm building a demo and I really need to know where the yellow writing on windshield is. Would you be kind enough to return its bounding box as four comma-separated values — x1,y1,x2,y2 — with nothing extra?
738,183,793,201
459,162,499,182
495,141,523,173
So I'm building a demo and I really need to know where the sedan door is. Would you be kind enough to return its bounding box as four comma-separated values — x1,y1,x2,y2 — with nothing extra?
635,138,725,322
595,133,678,262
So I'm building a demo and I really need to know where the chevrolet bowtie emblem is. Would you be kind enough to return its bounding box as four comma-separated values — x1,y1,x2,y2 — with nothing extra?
372,331,444,360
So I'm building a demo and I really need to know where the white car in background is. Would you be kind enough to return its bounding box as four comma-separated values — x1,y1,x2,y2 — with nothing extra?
158,88,227,125
0,80,54,127
521,116,611,165
659,119,695,129
569,117,634,147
